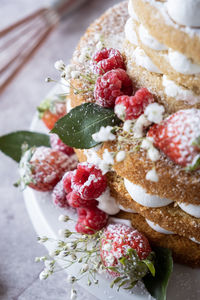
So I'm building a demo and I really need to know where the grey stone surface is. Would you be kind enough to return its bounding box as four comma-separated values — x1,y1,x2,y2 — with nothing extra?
0,0,121,299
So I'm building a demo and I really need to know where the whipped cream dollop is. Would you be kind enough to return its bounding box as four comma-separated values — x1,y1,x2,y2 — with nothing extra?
168,49,200,75
166,0,200,27
125,18,138,46
128,0,139,21
124,178,173,207
133,46,162,73
146,219,174,235
178,202,200,219
162,75,200,104
139,24,167,51
97,187,120,215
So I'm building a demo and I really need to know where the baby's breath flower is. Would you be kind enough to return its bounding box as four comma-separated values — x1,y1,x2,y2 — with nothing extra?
35,257,41,262
40,256,47,261
70,254,77,261
44,260,54,270
71,70,80,79
37,236,48,244
70,288,77,300
58,229,72,238
54,60,65,71
66,242,76,250
66,275,76,284
45,77,52,83
58,215,70,222
81,263,89,273
39,270,48,280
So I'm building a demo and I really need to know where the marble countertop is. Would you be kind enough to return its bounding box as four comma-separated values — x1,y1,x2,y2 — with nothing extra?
0,1,121,299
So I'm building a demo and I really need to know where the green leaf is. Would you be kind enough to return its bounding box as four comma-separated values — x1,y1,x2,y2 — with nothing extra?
51,103,121,149
119,257,127,266
192,136,200,148
142,259,155,277
143,247,173,300
110,277,122,288
185,155,200,171
0,131,50,162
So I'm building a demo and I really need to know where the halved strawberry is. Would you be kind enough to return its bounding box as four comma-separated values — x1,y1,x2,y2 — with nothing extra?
37,97,66,130
148,109,200,170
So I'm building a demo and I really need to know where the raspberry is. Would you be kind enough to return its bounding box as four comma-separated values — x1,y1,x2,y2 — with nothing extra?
115,88,154,120
19,147,73,192
63,171,74,193
92,48,126,75
148,109,200,169
71,163,107,200
52,180,68,208
50,134,74,156
75,207,108,234
100,224,152,277
67,191,98,208
94,69,133,108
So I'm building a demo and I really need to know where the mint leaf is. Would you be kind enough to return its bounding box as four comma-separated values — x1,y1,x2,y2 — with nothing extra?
0,131,50,162
51,103,120,149
143,247,173,300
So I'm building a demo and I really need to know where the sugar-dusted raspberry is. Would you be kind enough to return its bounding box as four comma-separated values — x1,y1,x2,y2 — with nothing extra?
50,134,74,156
67,191,98,208
71,163,107,200
94,69,133,108
63,171,74,193
19,147,72,192
92,48,126,75
75,207,108,234
100,224,152,276
52,180,68,208
115,88,154,121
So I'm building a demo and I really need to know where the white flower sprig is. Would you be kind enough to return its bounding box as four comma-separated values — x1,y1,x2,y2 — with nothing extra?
36,215,104,299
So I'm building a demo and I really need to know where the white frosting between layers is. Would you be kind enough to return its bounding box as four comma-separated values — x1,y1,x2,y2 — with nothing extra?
166,0,200,27
178,202,200,219
189,237,200,245
119,204,137,213
162,75,200,104
138,24,167,51
124,178,173,207
133,47,162,73
125,18,138,45
126,20,200,75
146,219,174,235
109,217,132,228
128,0,139,21
168,49,200,75
146,220,200,245
142,0,200,37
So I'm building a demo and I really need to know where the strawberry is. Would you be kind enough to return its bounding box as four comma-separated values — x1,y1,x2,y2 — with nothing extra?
100,224,153,281
148,109,200,170
37,97,66,130
52,180,68,208
19,146,77,191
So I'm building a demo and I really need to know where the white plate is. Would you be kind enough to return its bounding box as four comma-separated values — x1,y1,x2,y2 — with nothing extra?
24,87,200,300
